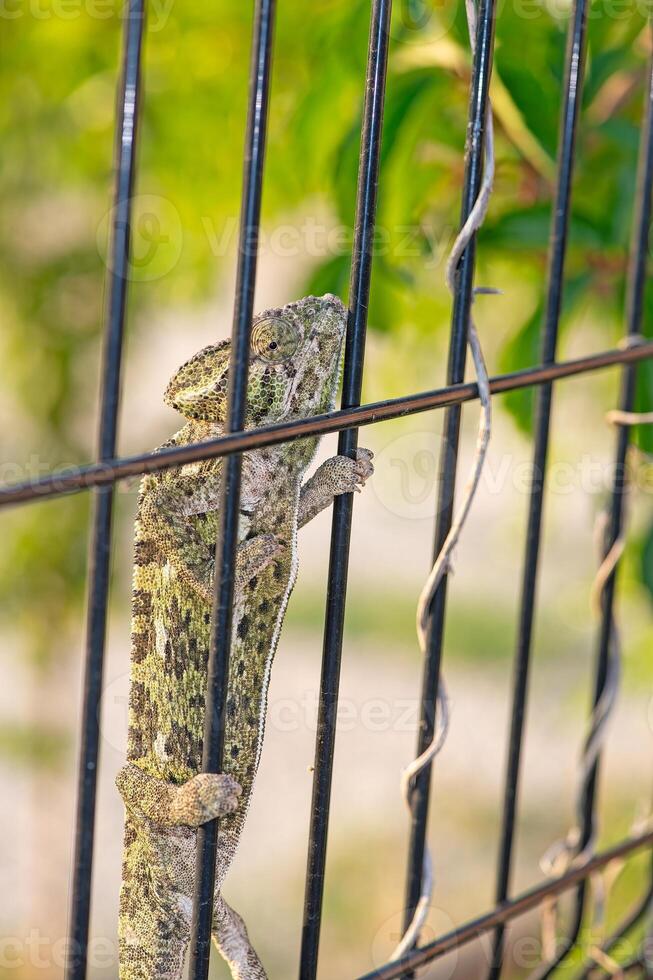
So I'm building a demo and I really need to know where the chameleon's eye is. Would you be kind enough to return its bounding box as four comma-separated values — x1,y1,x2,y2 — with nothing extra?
251,316,300,363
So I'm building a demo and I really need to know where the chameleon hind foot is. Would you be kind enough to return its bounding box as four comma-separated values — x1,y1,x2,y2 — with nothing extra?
116,763,241,827
212,894,268,980
235,532,284,589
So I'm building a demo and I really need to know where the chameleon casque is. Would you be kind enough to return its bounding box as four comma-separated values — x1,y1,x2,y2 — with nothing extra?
116,294,374,980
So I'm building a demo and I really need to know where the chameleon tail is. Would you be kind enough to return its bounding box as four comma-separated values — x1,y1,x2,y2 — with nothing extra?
118,892,189,980
118,816,191,980
212,893,268,980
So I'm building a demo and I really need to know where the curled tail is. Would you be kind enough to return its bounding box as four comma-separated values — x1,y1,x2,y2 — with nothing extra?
119,823,267,980
212,894,268,980
117,767,266,979
118,815,192,980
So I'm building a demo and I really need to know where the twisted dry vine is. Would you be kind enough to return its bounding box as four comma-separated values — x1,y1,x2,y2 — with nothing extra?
390,0,495,959
532,404,653,979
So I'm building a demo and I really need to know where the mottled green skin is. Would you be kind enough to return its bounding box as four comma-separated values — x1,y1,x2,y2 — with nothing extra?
117,295,374,980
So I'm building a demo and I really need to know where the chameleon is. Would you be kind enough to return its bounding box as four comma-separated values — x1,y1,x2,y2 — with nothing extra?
116,293,374,980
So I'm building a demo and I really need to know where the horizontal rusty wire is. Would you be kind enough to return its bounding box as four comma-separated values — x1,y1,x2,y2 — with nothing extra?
354,829,653,980
1,341,652,510
575,862,653,979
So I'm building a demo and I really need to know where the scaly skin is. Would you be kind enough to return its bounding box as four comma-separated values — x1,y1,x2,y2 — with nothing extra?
116,295,374,979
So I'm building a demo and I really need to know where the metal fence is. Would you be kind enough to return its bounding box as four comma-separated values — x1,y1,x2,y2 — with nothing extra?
2,0,653,977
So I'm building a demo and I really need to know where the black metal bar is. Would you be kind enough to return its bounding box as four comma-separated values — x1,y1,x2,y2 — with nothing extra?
354,830,653,980
487,1,589,975
64,4,145,977
2,342,653,509
551,28,653,980
401,0,497,955
297,2,392,976
187,2,275,977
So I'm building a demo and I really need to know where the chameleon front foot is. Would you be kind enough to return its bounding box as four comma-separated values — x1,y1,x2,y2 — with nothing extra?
172,772,242,826
315,447,374,494
298,447,375,527
116,763,241,827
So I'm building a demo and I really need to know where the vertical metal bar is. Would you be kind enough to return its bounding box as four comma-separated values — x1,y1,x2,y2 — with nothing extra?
486,1,589,975
187,2,275,977
64,4,145,977
401,0,497,953
297,2,392,976
561,30,653,979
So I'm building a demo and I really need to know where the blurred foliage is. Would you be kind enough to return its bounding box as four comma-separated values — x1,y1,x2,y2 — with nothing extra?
286,586,582,666
1,0,652,673
0,721,71,769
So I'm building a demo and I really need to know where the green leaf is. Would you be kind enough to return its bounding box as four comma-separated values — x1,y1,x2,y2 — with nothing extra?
304,254,351,302
633,287,653,455
634,357,653,455
498,274,591,433
484,206,606,251
498,302,542,434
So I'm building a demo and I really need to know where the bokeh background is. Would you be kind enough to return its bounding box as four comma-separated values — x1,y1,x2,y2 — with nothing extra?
2,0,653,977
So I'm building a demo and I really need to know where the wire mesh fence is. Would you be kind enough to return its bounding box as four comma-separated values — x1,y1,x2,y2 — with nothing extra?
2,0,653,978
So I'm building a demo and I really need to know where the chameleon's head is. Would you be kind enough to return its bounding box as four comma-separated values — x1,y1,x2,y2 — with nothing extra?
164,294,347,427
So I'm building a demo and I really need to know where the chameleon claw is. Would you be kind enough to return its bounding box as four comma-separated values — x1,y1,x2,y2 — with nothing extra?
353,447,375,486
